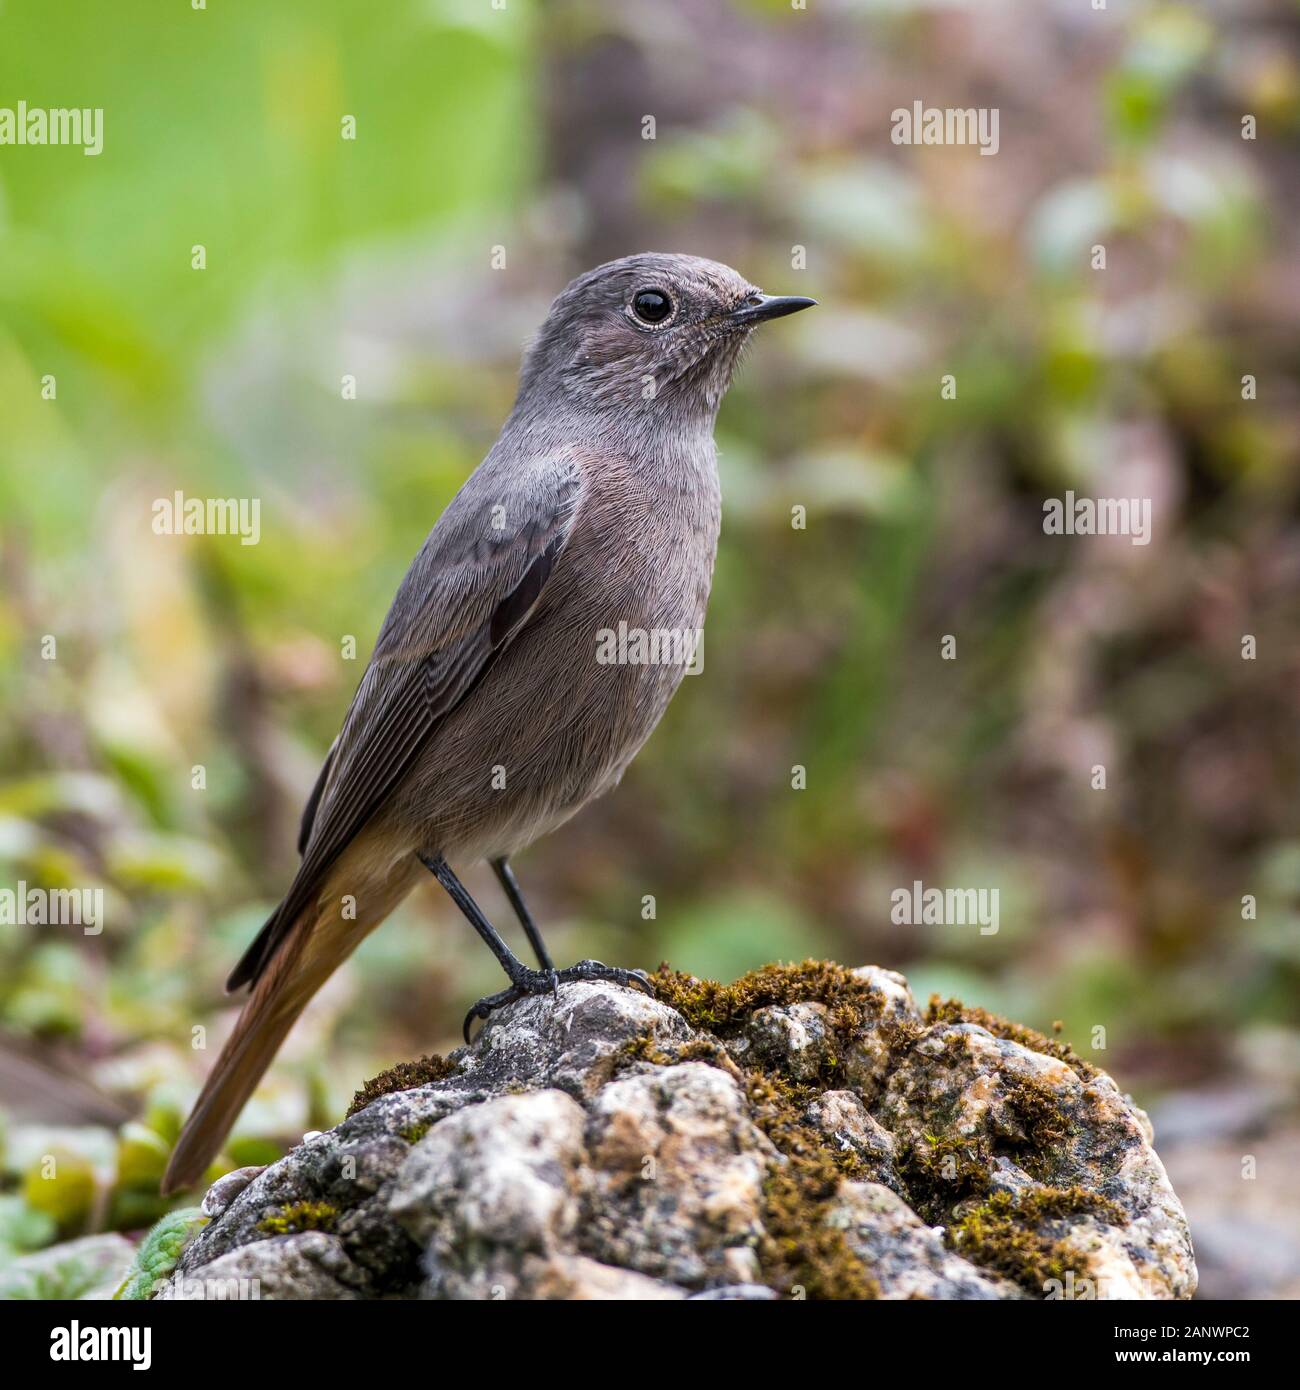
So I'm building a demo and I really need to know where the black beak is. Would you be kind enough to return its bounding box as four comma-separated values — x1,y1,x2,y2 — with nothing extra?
729,292,817,326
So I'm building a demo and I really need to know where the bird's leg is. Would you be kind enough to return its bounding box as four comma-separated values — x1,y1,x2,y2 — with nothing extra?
490,856,555,973
418,852,655,1041
419,851,553,986
490,856,654,1020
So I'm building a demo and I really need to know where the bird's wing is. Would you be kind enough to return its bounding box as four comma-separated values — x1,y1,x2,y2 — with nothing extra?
227,450,586,991
297,736,338,856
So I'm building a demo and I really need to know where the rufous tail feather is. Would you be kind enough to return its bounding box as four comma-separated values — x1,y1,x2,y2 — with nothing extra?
162,912,319,1196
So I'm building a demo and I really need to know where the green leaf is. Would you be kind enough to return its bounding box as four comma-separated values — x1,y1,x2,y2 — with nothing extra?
114,1207,208,1301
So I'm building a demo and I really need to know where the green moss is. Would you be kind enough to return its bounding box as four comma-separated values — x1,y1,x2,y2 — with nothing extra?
640,1031,737,1068
892,1021,1130,1295
1020,1186,1124,1223
256,1200,338,1237
925,995,1099,1081
949,1187,1126,1295
1004,1073,1076,1155
653,959,887,1037
398,1120,434,1145
657,966,1069,1277
745,1071,881,1300
346,1053,455,1118
659,964,1073,1299
115,1206,208,1300
900,1133,994,1221
612,1031,674,1070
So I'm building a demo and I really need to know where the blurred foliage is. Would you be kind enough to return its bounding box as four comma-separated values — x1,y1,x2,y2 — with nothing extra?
0,0,1298,1285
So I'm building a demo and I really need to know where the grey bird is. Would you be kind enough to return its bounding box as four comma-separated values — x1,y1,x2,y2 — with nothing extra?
161,253,814,1194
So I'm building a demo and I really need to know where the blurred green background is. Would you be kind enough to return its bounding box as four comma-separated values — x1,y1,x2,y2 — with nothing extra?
0,0,1297,1297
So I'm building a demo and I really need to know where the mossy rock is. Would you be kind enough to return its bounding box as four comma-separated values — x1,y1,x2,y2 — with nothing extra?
164,963,1196,1301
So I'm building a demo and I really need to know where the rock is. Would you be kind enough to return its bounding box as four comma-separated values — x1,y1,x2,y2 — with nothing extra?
173,962,1197,1300
842,965,925,1096
688,1282,780,1300
806,1089,899,1189
878,1021,1196,1299
581,1061,775,1285
829,1182,1023,1300
391,1089,588,1298
200,1165,266,1219
735,1002,832,1081
518,1253,686,1300
156,1232,361,1300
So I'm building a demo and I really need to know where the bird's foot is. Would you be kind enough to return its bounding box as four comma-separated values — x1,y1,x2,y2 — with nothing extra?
554,959,656,995
462,960,654,1042
461,963,556,1042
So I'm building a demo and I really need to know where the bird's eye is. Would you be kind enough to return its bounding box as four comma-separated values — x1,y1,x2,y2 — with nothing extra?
631,288,673,324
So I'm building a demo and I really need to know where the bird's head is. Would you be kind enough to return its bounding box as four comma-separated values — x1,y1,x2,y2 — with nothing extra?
517,252,815,430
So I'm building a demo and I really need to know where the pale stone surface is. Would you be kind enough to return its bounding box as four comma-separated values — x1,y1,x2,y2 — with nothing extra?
390,1088,587,1298
841,965,924,1097
807,1089,897,1170
200,1164,266,1219
157,1231,359,1300
733,1001,831,1081
581,1061,776,1285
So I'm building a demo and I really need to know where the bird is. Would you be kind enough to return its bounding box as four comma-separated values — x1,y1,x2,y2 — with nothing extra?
160,253,814,1195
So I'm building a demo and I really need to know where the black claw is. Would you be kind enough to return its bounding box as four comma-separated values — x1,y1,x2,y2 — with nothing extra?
462,985,523,1042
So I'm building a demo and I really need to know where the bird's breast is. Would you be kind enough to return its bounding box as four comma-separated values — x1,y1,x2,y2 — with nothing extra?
399,449,722,861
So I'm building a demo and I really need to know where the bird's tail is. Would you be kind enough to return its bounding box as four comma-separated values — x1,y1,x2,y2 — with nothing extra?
161,909,323,1197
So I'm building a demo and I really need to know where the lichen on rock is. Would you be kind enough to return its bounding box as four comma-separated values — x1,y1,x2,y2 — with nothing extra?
166,961,1197,1301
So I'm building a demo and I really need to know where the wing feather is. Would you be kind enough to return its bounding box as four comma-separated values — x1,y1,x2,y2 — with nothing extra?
227,451,585,991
